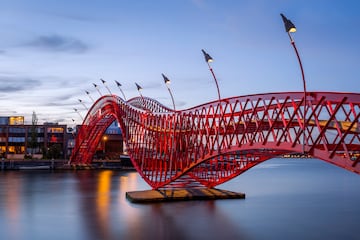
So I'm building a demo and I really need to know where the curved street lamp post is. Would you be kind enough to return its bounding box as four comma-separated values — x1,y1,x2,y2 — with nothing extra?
93,83,102,97
201,49,222,152
162,73,176,175
101,78,112,95
162,73,176,111
201,49,221,101
85,90,95,103
115,80,127,100
281,13,307,153
135,82,147,110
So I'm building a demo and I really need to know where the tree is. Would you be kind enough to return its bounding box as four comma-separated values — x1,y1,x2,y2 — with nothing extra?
46,144,62,159
28,111,38,156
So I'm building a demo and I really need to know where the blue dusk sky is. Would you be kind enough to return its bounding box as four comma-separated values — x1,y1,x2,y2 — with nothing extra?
0,0,359,125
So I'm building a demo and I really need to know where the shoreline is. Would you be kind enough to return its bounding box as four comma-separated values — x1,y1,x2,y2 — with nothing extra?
0,159,135,171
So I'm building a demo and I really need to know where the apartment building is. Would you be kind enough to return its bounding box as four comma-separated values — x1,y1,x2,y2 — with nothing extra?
0,116,69,159
0,116,124,160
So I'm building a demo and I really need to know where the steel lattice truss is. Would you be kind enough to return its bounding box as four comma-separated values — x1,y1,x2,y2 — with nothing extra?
70,92,360,189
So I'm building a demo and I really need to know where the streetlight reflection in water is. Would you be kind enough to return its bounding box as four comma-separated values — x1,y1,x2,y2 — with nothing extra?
0,159,359,240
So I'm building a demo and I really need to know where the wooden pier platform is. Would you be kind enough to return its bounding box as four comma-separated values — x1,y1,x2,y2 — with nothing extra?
126,188,245,203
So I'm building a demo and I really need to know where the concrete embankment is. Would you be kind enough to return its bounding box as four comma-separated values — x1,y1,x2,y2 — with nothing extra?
1,159,134,170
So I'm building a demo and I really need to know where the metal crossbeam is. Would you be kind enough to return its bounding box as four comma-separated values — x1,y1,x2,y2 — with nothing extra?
70,92,360,189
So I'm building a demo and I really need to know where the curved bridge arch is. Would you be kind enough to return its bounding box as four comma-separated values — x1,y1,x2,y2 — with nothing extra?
70,92,360,189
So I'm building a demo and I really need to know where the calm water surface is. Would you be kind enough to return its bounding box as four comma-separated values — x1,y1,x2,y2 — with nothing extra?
0,158,359,240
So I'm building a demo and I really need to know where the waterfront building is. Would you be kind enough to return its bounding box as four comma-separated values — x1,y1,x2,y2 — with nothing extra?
0,116,124,160
0,116,69,159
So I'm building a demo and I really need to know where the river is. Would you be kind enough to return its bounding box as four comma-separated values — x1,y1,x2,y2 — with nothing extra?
0,158,359,240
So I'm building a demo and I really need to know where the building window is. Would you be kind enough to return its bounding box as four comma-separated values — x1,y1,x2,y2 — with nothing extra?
8,137,25,142
8,146,25,154
9,116,24,125
9,127,25,133
47,127,64,133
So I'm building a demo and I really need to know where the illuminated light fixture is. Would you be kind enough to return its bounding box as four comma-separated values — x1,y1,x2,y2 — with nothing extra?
162,73,170,85
280,13,296,33
280,13,307,154
201,49,213,63
162,73,176,110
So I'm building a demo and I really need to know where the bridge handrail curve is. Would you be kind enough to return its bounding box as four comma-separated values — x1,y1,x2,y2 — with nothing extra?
70,91,360,189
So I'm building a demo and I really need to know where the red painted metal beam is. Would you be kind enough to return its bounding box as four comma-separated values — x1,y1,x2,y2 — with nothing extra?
70,92,360,189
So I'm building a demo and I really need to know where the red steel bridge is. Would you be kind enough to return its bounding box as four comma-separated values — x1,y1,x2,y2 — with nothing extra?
70,92,360,189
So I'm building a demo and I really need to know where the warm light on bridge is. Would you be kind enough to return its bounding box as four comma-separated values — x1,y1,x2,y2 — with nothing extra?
70,92,360,189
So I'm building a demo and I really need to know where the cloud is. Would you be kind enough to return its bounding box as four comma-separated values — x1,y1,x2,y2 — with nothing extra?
42,100,80,107
24,34,89,53
0,109,17,114
175,100,187,107
0,76,41,92
142,82,162,89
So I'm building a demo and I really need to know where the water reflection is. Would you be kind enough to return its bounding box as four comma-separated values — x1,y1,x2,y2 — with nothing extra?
140,201,250,240
0,159,359,240
72,170,249,240
117,173,142,224
96,170,111,239
2,172,21,240
74,171,143,240
75,171,112,240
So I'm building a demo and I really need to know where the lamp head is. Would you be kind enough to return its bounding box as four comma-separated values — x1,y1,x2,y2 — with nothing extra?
78,99,82,103
85,90,90,94
280,13,296,33
201,49,213,63
93,83,98,88
100,78,106,84
115,80,121,87
135,82,142,91
162,73,170,85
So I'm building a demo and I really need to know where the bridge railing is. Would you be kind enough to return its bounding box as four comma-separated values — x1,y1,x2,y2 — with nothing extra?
70,92,360,189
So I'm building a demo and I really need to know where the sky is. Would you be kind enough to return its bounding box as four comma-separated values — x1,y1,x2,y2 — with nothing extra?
0,0,359,125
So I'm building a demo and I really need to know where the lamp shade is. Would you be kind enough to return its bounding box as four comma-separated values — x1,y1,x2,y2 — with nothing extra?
115,80,121,87
201,49,213,63
280,13,296,33
135,82,142,91
162,73,170,84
